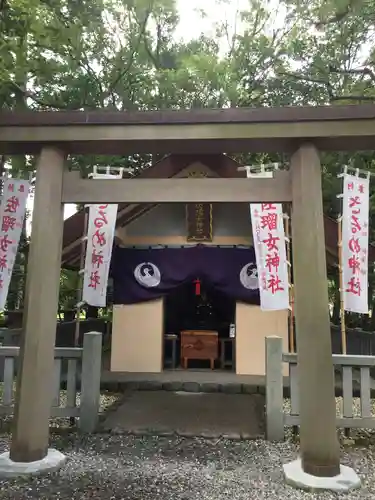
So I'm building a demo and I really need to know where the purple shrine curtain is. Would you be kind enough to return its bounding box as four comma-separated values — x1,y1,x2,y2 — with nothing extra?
111,245,260,305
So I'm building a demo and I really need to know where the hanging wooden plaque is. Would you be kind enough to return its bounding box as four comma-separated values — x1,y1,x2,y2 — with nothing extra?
186,171,213,242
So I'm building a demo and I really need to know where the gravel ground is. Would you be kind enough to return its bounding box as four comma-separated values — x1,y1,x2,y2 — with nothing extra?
0,390,121,432
0,395,374,499
0,432,375,500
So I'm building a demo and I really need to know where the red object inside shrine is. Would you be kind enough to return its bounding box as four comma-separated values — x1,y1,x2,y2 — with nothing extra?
194,278,201,296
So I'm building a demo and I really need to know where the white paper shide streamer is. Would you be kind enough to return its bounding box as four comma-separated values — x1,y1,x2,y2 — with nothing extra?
0,179,30,310
342,173,370,314
250,203,289,311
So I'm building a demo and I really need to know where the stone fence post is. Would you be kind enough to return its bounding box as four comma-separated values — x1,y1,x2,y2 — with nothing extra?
80,331,102,433
265,336,284,441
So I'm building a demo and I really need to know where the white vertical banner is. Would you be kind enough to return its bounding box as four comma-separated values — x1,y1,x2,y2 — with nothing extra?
82,203,118,307
82,170,122,308
0,179,30,310
250,203,289,311
342,173,370,313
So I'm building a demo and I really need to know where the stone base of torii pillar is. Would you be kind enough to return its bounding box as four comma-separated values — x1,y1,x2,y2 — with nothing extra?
283,458,361,493
0,449,66,478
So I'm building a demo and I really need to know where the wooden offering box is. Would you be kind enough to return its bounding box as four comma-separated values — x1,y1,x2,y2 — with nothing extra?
180,330,218,370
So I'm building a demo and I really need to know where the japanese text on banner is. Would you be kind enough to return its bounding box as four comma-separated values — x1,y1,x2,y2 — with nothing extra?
82,203,118,307
342,173,369,314
250,203,289,311
0,179,30,310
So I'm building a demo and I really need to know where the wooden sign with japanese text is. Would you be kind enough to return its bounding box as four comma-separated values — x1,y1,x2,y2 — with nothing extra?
250,203,289,311
0,179,30,310
342,173,369,314
186,202,213,242
186,170,213,242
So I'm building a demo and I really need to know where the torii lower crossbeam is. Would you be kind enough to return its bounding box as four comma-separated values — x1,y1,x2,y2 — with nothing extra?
62,170,292,203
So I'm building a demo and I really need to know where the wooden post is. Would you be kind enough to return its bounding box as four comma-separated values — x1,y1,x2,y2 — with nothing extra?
337,217,347,354
290,144,340,477
265,336,284,441
284,212,295,353
74,207,88,347
285,211,298,437
10,147,65,462
80,331,102,433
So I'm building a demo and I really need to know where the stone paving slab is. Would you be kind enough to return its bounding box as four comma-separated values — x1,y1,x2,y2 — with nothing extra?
100,369,270,395
100,369,370,397
101,390,265,439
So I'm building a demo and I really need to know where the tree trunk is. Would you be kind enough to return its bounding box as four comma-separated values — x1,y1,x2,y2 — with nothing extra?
63,310,76,322
361,281,372,330
370,300,375,331
86,306,99,319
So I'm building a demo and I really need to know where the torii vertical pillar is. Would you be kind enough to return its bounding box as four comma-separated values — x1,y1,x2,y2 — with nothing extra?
9,148,65,465
284,144,360,491
286,144,341,478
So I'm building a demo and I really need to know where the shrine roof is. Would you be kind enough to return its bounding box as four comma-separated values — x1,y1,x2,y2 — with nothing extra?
60,153,374,269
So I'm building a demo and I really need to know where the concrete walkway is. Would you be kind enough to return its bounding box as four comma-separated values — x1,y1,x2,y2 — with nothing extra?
101,390,265,439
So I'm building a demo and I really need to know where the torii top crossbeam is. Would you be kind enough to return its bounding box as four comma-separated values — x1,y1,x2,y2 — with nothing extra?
1,104,375,154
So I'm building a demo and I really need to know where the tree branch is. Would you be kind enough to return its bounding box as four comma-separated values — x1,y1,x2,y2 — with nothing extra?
330,95,375,101
315,8,350,27
37,3,106,106
9,81,77,110
143,35,161,69
329,65,375,83
278,71,327,86
314,0,356,27
278,71,334,100
0,0,7,16
107,7,152,94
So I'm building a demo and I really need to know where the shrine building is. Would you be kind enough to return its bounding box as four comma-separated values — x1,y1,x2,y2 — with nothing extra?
61,154,354,377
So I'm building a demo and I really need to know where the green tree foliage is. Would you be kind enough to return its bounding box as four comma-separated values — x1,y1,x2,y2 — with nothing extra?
1,0,375,326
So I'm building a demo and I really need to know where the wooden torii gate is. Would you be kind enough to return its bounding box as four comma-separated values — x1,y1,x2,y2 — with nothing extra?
1,105,374,480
